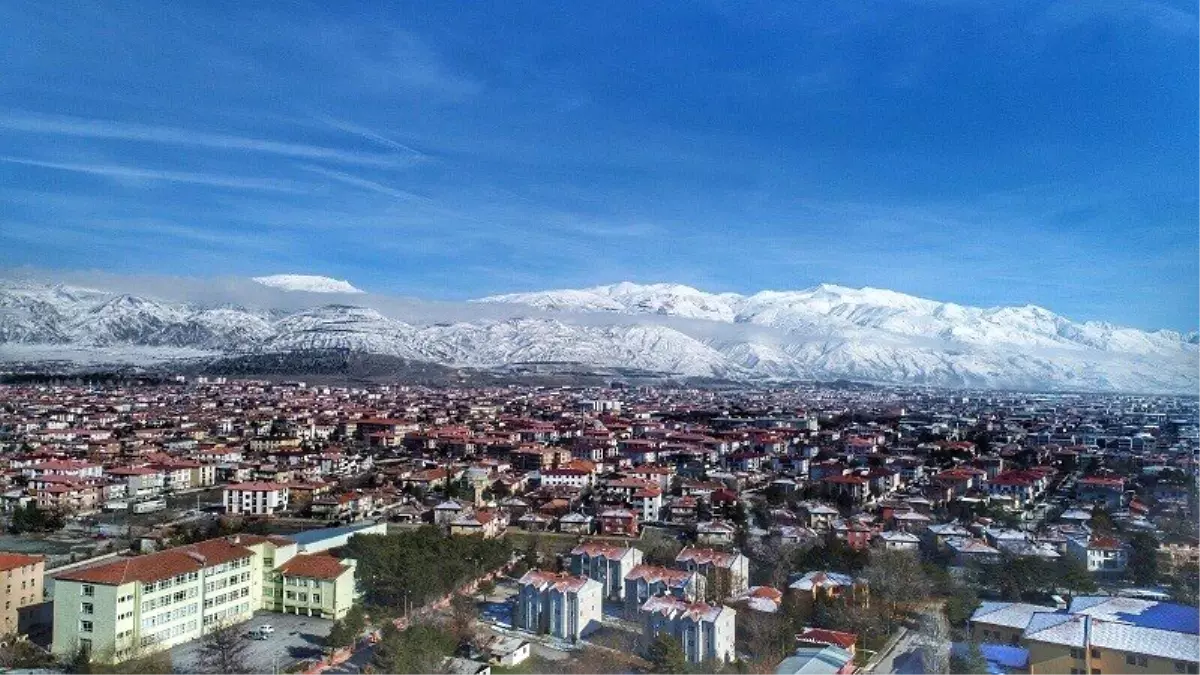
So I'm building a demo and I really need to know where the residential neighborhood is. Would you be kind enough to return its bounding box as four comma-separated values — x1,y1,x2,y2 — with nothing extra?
0,378,1195,674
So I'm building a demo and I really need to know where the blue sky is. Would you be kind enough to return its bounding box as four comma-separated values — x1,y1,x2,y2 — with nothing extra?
0,1,1196,331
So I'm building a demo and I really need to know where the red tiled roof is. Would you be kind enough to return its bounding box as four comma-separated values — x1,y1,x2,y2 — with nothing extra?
278,553,350,580
798,627,857,649
0,553,44,572
225,481,288,491
54,536,262,585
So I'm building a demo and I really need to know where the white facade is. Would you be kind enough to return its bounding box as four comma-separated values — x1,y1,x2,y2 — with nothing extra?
223,483,289,516
515,570,603,641
640,595,736,664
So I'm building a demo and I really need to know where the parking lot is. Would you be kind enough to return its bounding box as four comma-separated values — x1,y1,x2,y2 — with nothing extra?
171,610,333,673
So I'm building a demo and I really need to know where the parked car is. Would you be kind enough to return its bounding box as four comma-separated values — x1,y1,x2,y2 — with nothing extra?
258,624,275,635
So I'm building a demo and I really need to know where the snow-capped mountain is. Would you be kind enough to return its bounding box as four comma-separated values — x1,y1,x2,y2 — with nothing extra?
0,280,1195,393
252,274,364,293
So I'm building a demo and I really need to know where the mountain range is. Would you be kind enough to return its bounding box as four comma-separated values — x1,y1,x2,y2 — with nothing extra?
0,278,1195,393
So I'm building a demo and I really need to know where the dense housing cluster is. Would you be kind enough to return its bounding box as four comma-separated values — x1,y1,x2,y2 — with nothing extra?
0,377,1195,673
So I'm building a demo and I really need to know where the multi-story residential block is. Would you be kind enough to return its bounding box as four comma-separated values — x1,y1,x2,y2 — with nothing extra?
624,565,705,616
51,533,358,662
270,553,358,619
569,542,644,600
0,552,45,633
514,570,602,642
106,467,165,501
673,547,750,599
222,482,290,516
639,595,736,664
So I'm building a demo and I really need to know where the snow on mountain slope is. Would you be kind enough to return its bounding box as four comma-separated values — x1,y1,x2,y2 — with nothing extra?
479,282,741,321
481,282,1198,356
252,274,364,293
0,280,1195,393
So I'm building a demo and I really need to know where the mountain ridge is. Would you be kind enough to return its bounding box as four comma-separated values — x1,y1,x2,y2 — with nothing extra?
0,279,1195,394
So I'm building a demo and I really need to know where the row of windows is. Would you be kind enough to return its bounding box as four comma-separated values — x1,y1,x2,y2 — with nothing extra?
283,591,321,604
141,602,198,630
204,557,251,578
1066,651,1196,674
203,601,250,625
205,571,252,593
141,587,198,612
141,572,200,595
284,577,317,587
204,586,251,609
140,619,197,647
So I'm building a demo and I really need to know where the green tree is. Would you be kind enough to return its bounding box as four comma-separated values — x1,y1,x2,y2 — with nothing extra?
1127,533,1160,586
0,633,54,670
325,620,355,653
950,641,988,675
371,624,456,674
646,633,687,674
1056,557,1097,595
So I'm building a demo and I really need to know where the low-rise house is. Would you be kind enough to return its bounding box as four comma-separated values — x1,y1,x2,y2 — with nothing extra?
729,585,783,613
1066,535,1128,575
875,530,920,552
788,571,867,615
945,537,1001,566
482,635,530,668
450,510,506,539
640,595,736,664
558,512,593,535
775,645,855,675
514,570,602,642
599,509,639,538
695,521,737,546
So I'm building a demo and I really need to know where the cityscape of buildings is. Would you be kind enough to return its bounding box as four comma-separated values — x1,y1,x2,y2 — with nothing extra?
0,376,1194,673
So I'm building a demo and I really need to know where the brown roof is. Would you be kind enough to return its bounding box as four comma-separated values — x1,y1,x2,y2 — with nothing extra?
0,552,44,572
54,535,287,586
277,553,350,581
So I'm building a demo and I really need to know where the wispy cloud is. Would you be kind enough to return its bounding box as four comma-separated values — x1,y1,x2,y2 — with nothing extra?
315,116,427,158
0,156,299,192
296,164,429,203
0,111,415,169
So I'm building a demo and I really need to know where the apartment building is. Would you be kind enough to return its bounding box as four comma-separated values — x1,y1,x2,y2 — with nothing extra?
673,547,750,599
222,482,290,516
514,570,602,642
51,534,357,662
269,553,357,620
0,552,45,633
639,595,736,664
569,542,644,600
624,565,705,616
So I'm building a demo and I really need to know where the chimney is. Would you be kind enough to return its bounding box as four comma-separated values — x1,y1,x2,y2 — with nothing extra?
229,535,240,545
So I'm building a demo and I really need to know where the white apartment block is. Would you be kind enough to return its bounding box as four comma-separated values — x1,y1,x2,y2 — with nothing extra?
223,482,289,516
569,542,644,600
52,534,357,663
640,595,736,664
514,570,602,642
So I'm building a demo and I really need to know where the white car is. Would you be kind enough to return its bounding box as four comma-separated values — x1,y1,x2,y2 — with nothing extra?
257,624,275,635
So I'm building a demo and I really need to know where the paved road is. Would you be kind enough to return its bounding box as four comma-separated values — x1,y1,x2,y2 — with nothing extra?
868,604,949,675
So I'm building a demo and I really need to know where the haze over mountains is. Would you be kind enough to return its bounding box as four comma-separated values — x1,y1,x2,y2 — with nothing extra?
0,276,1195,394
